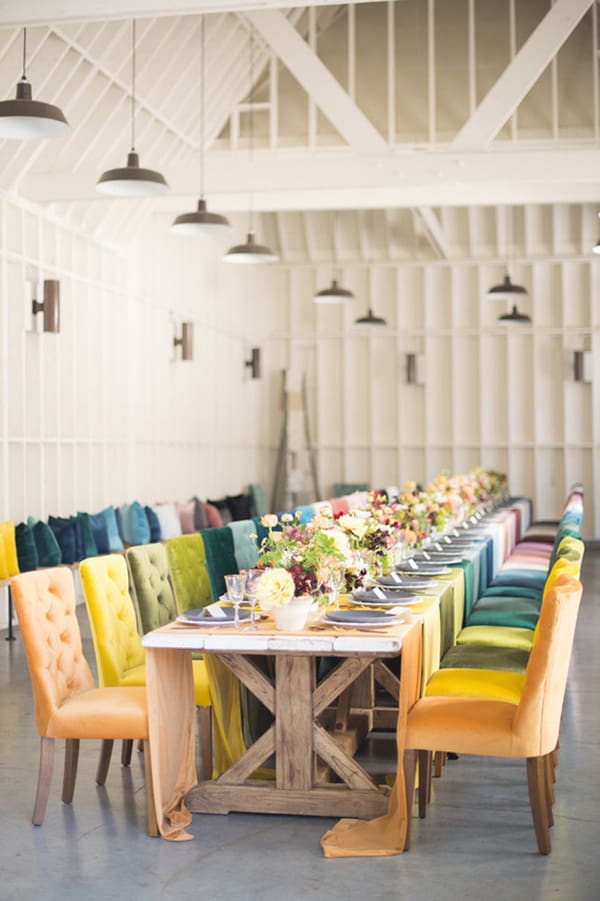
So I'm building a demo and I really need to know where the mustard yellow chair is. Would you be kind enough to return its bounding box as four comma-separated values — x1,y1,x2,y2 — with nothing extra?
404,574,583,854
11,567,155,833
80,553,212,777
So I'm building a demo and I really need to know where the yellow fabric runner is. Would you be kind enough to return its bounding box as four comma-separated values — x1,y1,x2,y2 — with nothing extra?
320,620,423,857
204,655,247,777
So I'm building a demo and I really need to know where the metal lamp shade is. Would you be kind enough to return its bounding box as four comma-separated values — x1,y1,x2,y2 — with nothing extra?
97,151,169,197
0,79,70,140
171,198,231,236
354,307,387,326
313,279,354,304
487,273,528,301
224,231,278,264
498,304,531,325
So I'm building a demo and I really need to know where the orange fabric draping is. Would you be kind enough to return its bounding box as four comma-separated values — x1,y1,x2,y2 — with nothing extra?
320,619,423,857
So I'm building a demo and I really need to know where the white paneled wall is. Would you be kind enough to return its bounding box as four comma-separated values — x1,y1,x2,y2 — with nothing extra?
276,260,599,539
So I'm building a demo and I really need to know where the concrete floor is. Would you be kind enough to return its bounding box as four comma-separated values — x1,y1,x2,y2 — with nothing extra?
1,551,599,901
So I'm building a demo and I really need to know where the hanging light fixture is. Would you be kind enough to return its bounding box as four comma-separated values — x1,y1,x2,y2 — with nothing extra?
0,29,70,140
313,211,354,303
171,18,230,236
224,24,277,264
354,212,387,326
97,21,169,197
498,304,531,325
355,307,387,326
487,207,528,300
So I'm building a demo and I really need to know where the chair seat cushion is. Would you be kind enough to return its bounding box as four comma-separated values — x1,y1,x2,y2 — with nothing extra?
120,502,151,546
30,519,62,567
15,522,38,572
456,624,535,652
440,644,529,674
425,667,525,704
406,697,519,758
48,686,148,740
477,585,543,602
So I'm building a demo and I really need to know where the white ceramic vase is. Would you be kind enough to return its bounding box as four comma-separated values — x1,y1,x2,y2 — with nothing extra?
272,595,313,631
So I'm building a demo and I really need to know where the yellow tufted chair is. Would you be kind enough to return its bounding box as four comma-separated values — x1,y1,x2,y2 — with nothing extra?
11,567,156,833
404,575,583,854
81,553,212,778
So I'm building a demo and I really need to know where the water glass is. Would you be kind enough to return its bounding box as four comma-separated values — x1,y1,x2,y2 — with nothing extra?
224,573,247,628
243,569,263,627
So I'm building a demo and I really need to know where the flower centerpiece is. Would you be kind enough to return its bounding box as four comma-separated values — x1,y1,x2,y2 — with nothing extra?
254,511,348,627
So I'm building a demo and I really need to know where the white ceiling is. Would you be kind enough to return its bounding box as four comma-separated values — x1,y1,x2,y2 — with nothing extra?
0,0,598,261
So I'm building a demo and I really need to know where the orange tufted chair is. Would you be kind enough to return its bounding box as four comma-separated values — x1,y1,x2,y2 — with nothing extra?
403,575,583,854
11,567,156,832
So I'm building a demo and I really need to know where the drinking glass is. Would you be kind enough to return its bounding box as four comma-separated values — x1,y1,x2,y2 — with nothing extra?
326,569,345,610
224,573,247,628
244,569,263,628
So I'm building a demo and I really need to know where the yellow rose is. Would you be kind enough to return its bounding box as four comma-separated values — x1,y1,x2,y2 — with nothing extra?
261,513,278,528
338,514,368,541
256,567,295,611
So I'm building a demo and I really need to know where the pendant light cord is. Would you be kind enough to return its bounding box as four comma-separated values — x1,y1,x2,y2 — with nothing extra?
131,20,136,152
248,23,254,233
200,16,205,199
22,28,27,80
506,205,512,279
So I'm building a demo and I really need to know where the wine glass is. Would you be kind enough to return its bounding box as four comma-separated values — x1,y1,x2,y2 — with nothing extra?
243,569,263,628
326,568,345,610
224,573,247,628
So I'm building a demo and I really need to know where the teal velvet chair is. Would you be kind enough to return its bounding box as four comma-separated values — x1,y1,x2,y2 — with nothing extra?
165,533,212,614
228,520,259,571
249,483,267,518
201,526,239,599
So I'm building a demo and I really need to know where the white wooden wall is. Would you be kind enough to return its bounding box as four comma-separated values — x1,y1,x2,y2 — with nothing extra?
274,260,599,540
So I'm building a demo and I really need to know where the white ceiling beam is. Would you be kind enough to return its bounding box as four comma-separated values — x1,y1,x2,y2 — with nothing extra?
246,9,388,155
0,1,380,28
454,0,594,148
413,207,449,260
25,146,600,207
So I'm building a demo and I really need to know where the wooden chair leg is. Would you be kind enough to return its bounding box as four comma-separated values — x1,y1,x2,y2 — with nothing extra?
62,738,80,804
33,736,55,826
121,739,133,767
143,740,159,837
403,748,417,851
434,750,445,777
527,756,552,854
418,750,432,818
544,754,555,825
197,706,212,781
96,739,114,785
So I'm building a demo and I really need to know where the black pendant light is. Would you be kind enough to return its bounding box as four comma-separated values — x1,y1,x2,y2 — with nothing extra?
593,239,600,255
224,24,277,264
354,307,387,326
354,213,387,326
487,206,528,300
498,304,531,325
313,211,354,303
0,29,70,140
97,21,169,197
171,18,230,237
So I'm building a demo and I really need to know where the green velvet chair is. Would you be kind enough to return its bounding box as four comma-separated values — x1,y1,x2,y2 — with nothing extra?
125,543,213,777
201,526,239,599
228,519,259,572
164,533,212,614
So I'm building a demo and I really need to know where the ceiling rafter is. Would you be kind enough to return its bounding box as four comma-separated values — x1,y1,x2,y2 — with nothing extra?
246,8,388,156
413,207,449,261
454,0,595,147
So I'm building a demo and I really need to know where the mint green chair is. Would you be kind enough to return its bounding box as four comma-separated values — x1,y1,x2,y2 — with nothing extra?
228,519,259,571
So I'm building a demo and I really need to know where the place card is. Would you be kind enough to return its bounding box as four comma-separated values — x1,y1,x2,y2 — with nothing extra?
408,559,419,570
373,586,387,600
391,572,402,584
204,602,228,619
444,536,452,544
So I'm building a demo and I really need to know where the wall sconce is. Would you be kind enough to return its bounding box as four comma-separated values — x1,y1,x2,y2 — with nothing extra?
32,279,60,333
245,347,261,379
573,350,592,383
173,322,193,361
406,353,424,385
